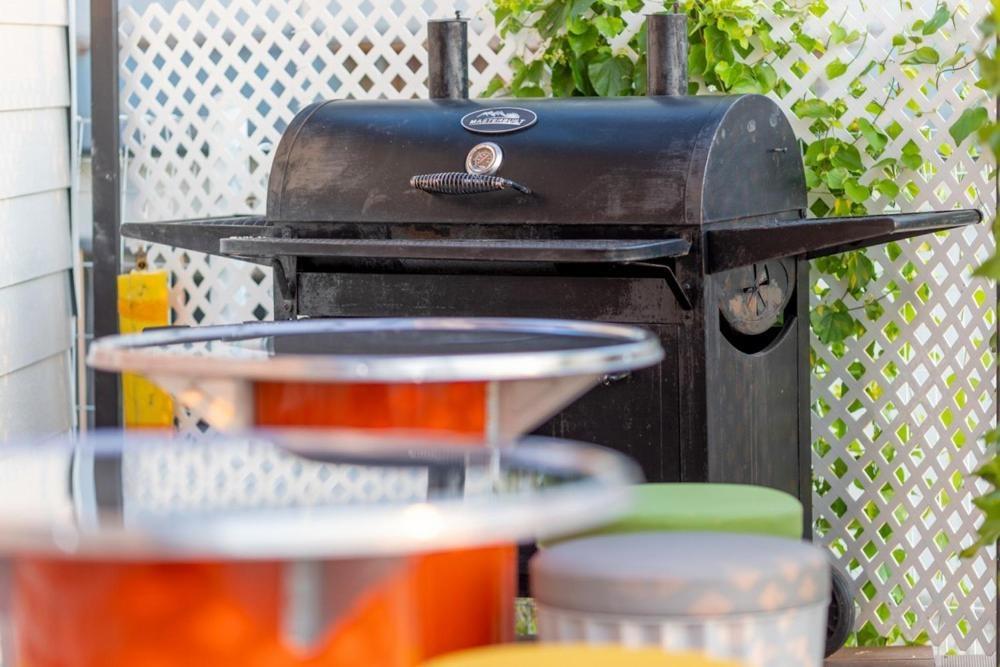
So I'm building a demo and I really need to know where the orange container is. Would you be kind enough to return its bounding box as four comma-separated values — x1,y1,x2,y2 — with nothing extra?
13,391,513,667
254,380,489,435
79,319,662,666
251,377,511,663
13,548,514,667
2,431,638,667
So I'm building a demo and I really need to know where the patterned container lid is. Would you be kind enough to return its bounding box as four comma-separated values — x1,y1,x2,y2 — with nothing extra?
531,532,830,616
0,430,641,560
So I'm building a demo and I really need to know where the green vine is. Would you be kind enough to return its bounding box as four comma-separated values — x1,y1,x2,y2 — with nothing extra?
962,0,999,558
488,0,980,351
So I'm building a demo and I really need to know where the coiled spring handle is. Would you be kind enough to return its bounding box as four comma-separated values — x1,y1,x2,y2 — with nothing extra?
410,172,532,195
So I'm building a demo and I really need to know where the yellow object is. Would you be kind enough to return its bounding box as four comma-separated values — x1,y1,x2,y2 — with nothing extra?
118,270,173,428
422,645,743,667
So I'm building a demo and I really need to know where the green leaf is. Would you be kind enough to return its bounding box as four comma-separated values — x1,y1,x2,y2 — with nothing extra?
587,53,634,97
892,33,906,47
804,167,821,189
900,139,923,170
845,250,876,290
510,58,544,94
864,298,885,321
844,178,871,203
811,302,856,345
482,74,506,98
829,23,847,45
794,99,835,119
537,3,570,37
973,252,1000,279
825,167,849,190
632,55,647,96
804,138,831,164
872,156,899,171
715,62,759,93
856,118,888,152
856,621,886,647
551,62,577,97
814,254,846,277
593,15,625,40
975,458,1000,487
875,179,901,199
755,63,778,92
940,50,965,68
688,43,708,77
567,23,599,56
795,31,824,55
904,46,940,64
980,121,1000,160
831,143,864,172
511,85,545,98
704,25,735,71
922,4,951,35
569,55,595,96
825,58,848,79
567,0,595,21
948,106,989,146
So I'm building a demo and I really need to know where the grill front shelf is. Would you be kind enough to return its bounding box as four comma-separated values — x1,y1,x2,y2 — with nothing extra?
218,237,692,264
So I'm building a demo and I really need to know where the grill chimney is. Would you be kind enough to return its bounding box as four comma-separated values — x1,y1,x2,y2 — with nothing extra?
647,9,689,96
427,14,470,99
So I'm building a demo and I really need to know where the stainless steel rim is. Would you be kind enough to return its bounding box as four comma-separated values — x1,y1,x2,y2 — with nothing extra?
0,433,642,559
87,317,664,383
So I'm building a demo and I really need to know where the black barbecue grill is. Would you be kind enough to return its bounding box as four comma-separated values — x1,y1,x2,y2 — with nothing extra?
122,13,982,533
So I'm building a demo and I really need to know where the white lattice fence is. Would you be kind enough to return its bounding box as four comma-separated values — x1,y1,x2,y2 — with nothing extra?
117,0,996,654
772,1,996,655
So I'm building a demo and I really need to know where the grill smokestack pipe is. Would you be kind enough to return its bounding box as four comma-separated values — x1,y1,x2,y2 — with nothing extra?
427,14,470,99
647,8,689,96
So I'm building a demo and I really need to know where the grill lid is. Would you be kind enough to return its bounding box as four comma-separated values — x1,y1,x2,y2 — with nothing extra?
265,95,805,227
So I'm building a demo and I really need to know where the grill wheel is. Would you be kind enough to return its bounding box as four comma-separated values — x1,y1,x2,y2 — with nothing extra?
825,565,856,657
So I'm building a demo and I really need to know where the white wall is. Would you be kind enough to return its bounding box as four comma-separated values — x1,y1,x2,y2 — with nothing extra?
0,1,74,439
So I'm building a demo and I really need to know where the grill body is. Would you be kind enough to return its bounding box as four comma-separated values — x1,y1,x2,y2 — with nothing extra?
264,95,812,528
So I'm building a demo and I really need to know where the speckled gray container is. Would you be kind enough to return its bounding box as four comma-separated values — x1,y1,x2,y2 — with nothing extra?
531,532,831,667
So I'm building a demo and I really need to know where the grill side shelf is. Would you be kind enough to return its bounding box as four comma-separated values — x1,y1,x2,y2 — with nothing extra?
705,209,982,274
217,237,692,264
121,217,275,258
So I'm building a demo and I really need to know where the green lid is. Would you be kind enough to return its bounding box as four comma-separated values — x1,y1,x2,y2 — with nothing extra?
545,483,803,545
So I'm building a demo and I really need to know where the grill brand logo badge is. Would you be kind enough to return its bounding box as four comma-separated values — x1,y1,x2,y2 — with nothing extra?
461,107,538,135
